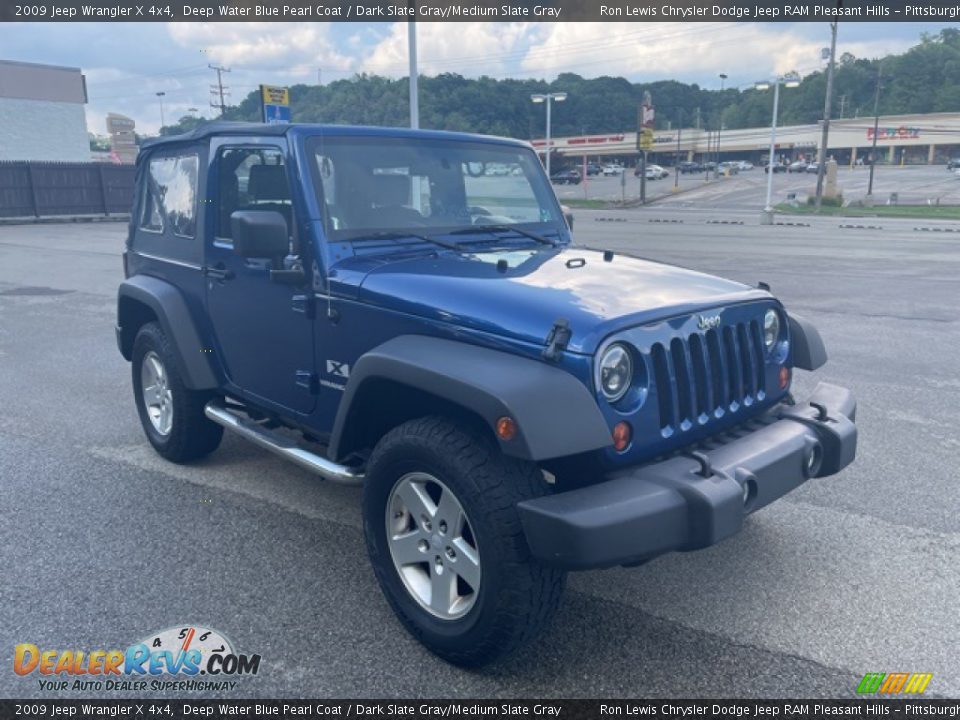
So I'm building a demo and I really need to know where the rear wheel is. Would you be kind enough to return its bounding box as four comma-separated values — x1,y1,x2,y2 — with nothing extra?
363,416,566,666
132,322,223,463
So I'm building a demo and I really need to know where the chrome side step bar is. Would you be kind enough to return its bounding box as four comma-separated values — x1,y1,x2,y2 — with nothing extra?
204,401,364,486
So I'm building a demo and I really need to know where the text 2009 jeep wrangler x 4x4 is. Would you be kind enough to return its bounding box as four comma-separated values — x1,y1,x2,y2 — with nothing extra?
116,122,857,666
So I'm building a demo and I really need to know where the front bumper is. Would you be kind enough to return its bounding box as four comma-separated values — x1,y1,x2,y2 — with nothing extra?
518,382,857,570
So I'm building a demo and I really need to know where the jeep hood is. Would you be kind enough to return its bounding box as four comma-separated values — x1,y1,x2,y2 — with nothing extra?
335,247,769,354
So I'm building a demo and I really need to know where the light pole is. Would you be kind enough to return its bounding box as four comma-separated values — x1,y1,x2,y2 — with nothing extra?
814,21,838,211
756,73,800,224
155,91,166,132
715,73,727,177
408,18,419,129
867,65,887,199
531,92,567,178
674,108,682,191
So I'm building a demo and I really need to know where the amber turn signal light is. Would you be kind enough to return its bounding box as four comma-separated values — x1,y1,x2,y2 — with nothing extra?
496,416,518,441
612,421,632,452
779,366,790,389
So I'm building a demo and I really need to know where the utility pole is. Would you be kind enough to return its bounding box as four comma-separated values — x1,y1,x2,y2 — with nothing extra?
838,94,847,119
815,21,838,211
867,64,884,198
209,64,231,117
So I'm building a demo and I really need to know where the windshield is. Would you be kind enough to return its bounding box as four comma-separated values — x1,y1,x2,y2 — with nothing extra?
307,135,563,241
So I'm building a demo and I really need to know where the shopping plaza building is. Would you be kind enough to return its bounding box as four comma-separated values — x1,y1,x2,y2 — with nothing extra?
0,59,89,162
533,112,960,167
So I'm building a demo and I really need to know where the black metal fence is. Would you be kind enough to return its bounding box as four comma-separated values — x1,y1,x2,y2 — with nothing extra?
0,161,135,219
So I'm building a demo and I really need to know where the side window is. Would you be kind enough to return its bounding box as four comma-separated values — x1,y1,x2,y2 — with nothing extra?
217,147,289,239
139,154,199,237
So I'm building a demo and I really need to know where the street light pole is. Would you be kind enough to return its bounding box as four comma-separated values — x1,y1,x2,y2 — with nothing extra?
531,92,567,179
674,109,682,191
756,73,799,223
867,64,884,198
715,73,727,177
155,91,166,132
815,20,838,211
763,80,781,217
408,18,419,129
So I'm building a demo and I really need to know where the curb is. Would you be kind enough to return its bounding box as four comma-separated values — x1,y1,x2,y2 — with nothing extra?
914,226,960,233
593,217,629,223
0,214,130,226
706,219,745,225
647,218,683,224
839,223,883,230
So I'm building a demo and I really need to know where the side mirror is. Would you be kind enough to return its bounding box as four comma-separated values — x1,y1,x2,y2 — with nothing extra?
231,210,288,259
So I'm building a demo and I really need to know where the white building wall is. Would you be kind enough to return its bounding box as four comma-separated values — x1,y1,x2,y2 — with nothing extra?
0,97,90,162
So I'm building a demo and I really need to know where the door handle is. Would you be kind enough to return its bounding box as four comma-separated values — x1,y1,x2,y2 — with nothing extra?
203,263,235,281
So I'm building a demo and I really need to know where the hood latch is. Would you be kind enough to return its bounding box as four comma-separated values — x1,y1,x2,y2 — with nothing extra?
543,318,572,362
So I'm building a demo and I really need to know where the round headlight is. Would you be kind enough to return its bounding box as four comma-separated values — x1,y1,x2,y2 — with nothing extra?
764,309,781,350
598,344,633,402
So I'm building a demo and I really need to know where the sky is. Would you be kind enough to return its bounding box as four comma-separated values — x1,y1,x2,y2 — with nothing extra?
3,21,953,135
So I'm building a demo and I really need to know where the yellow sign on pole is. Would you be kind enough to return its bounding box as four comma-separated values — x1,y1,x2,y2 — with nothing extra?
639,128,655,151
261,85,289,105
260,85,291,124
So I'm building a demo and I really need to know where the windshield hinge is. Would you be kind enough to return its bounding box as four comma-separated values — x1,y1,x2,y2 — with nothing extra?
542,318,572,362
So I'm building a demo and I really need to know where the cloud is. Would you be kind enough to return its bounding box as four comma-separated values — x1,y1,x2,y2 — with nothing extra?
515,23,918,86
360,22,531,76
167,22,355,76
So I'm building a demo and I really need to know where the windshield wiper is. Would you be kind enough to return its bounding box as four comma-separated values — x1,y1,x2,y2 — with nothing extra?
450,224,558,248
347,230,461,252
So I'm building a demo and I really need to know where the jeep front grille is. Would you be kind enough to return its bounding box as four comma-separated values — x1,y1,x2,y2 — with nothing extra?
651,320,766,435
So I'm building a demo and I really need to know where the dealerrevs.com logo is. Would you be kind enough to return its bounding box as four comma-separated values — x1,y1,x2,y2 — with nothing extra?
14,625,261,693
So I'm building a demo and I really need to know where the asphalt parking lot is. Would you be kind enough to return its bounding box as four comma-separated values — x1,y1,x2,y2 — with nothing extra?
554,163,960,208
2,202,959,699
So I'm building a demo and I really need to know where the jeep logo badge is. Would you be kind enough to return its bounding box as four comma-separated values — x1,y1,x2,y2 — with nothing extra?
698,315,721,331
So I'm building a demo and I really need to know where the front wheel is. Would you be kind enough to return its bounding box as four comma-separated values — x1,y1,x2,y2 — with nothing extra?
363,416,565,666
132,322,223,463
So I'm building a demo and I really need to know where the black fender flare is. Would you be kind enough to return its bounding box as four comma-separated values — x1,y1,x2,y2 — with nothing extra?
788,312,828,371
116,275,219,390
328,335,613,462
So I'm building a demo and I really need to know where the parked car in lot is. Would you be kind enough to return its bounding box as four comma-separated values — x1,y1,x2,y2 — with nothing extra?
636,163,668,179
116,122,858,667
551,168,581,185
585,162,602,176
678,161,702,174
947,158,960,170
805,162,820,174
717,161,740,175
602,164,624,176
765,163,787,174
788,160,808,173
737,160,754,171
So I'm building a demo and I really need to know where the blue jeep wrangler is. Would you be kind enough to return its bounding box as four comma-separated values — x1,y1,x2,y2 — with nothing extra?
116,122,857,666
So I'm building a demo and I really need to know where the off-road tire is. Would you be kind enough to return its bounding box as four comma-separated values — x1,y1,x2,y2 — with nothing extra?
132,322,223,463
363,415,566,666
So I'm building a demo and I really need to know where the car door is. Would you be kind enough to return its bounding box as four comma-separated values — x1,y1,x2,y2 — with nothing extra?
204,139,316,415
